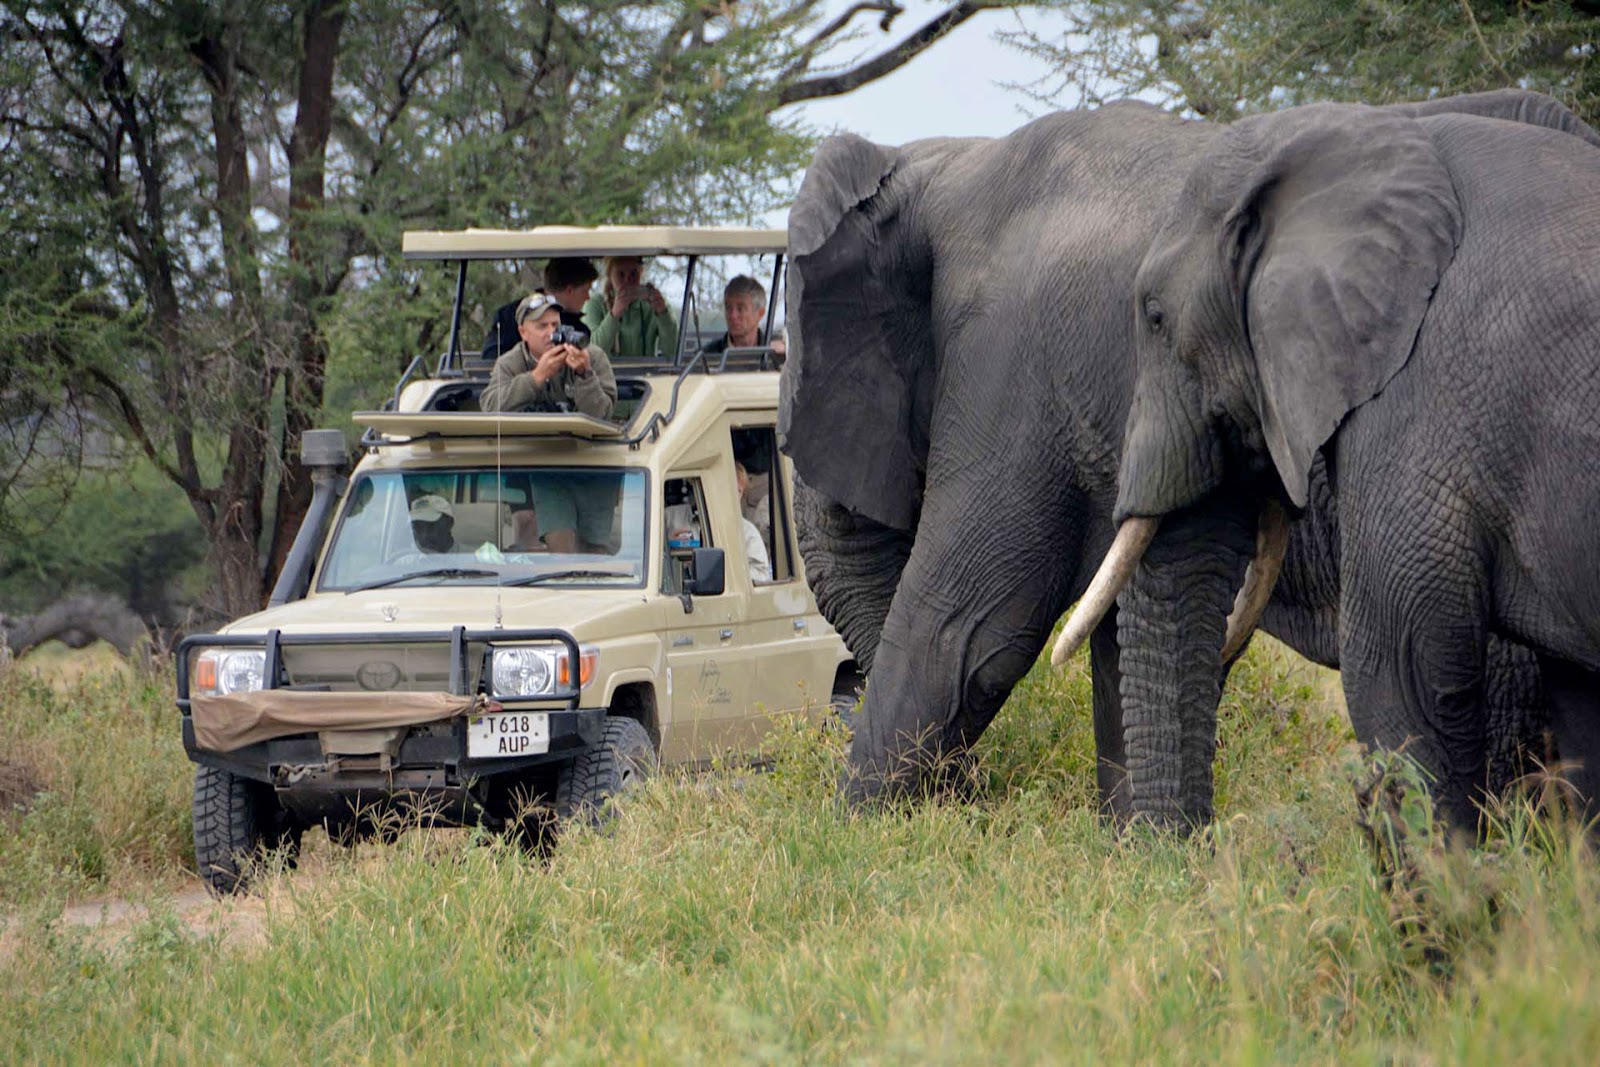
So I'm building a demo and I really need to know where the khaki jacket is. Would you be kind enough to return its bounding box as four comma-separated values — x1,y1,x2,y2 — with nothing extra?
480,341,617,418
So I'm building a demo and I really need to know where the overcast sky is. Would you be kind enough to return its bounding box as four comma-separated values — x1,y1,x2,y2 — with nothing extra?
778,3,1078,146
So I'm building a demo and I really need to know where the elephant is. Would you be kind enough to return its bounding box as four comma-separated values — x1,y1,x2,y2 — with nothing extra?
780,91,1583,816
1058,94,1600,831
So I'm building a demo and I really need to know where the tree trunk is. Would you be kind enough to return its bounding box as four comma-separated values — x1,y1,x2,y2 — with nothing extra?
1,593,151,660
267,0,347,590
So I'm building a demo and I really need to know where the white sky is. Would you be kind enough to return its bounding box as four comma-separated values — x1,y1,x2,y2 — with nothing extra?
753,3,1079,231
777,4,1078,147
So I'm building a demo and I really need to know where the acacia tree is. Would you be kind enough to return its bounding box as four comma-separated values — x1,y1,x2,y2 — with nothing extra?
1,0,1013,619
1014,0,1600,122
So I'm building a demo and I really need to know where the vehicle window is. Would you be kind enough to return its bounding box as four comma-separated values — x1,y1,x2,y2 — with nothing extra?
661,476,712,594
679,257,786,358
317,467,647,590
731,425,794,583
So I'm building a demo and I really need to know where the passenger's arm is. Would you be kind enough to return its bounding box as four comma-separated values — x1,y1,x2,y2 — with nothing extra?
570,346,617,420
480,351,540,412
582,294,622,353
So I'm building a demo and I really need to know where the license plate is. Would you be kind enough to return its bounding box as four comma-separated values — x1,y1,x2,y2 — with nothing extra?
467,711,550,758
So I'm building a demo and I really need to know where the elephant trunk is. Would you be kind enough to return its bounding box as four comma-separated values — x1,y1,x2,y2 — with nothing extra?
1115,504,1256,829
1050,517,1159,666
793,476,914,674
1219,499,1291,662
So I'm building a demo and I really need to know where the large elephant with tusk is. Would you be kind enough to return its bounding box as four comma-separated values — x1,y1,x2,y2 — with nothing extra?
782,91,1584,820
1059,92,1600,831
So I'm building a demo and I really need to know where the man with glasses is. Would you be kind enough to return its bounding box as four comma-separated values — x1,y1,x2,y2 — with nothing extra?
481,292,617,418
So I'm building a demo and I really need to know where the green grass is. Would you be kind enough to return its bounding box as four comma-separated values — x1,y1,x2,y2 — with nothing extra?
3,641,1599,1063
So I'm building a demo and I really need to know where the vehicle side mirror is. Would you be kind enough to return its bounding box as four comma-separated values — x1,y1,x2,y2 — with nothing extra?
685,547,725,597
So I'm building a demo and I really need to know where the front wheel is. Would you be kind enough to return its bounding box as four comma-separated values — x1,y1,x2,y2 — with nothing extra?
193,765,300,895
555,716,656,825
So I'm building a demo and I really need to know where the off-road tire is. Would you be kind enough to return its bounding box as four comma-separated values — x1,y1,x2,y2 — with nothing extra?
826,667,864,736
193,765,300,896
554,716,656,825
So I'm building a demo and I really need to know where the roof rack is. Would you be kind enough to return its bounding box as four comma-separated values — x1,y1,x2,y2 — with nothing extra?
402,225,786,260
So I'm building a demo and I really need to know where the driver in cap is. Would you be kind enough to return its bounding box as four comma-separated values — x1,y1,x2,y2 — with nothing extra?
409,494,459,554
479,291,617,417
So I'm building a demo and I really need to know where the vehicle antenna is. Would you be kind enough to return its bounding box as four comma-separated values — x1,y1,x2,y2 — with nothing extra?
494,348,505,630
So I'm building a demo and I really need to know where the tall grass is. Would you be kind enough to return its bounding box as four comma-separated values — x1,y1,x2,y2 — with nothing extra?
0,653,193,906
3,640,1599,1062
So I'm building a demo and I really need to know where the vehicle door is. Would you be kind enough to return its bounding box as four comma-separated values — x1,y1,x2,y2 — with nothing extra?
658,468,752,764
730,424,841,740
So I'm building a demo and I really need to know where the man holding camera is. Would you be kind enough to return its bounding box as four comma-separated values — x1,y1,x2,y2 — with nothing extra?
481,292,617,418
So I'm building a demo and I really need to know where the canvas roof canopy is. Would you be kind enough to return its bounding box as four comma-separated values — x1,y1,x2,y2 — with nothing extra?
402,226,787,261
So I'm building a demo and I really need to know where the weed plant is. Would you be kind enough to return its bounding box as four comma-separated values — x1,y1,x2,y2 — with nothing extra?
3,641,1599,1062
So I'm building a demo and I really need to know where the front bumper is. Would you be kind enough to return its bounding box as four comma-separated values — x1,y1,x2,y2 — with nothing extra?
177,626,604,812
181,707,607,788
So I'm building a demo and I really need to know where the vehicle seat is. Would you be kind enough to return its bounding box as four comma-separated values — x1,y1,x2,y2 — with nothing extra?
452,501,514,550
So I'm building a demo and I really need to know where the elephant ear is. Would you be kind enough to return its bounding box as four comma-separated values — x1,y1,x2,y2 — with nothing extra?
1221,105,1462,507
780,135,932,532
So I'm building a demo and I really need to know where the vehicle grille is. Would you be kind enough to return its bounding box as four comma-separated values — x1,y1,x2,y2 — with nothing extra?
279,642,481,694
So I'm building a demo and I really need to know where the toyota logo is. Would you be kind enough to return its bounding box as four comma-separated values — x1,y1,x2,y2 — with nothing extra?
355,660,403,691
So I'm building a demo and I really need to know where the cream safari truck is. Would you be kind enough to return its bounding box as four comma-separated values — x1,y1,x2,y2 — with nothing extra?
177,226,858,893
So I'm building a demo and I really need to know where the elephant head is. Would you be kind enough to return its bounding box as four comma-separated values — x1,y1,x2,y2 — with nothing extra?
1120,103,1461,518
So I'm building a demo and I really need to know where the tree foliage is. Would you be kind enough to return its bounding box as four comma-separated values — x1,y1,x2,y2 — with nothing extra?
1016,0,1600,122
0,0,1001,619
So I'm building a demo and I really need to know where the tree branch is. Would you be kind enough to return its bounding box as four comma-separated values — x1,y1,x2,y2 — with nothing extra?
78,364,207,505
778,1,997,106
782,1,904,82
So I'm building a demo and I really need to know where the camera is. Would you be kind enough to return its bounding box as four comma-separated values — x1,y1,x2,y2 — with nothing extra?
550,324,588,347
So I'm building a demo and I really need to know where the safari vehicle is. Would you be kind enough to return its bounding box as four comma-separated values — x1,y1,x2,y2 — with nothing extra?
175,226,857,894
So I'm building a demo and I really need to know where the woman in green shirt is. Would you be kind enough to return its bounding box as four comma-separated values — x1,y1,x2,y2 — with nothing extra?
582,256,681,360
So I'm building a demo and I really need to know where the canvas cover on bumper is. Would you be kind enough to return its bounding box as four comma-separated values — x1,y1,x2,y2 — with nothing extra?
190,691,482,752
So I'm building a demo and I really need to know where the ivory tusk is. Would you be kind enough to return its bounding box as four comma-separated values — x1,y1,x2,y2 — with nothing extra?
1050,516,1160,667
1219,499,1290,662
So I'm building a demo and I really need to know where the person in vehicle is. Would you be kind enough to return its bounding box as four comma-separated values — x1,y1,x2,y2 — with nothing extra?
736,461,772,583
703,276,786,361
536,472,621,556
408,494,459,554
480,258,597,360
481,292,616,418
583,256,679,360
544,257,598,329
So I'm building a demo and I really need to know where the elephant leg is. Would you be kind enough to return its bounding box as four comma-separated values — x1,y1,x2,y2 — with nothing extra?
1089,605,1132,822
840,470,1084,808
1338,508,1491,834
1534,654,1600,821
1484,637,1553,796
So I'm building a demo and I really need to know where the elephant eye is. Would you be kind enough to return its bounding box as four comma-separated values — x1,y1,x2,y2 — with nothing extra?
1143,297,1165,334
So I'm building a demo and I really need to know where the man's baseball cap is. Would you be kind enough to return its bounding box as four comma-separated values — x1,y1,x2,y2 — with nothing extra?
409,494,454,522
515,291,563,324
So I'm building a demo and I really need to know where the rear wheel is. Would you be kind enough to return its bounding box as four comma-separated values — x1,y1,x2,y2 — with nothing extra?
193,765,300,896
829,667,864,733
555,716,656,824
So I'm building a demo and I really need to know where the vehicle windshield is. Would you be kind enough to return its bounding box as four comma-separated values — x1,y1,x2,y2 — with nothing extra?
317,467,647,591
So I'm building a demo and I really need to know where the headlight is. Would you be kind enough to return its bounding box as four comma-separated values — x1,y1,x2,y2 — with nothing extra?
194,648,267,696
491,645,597,699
